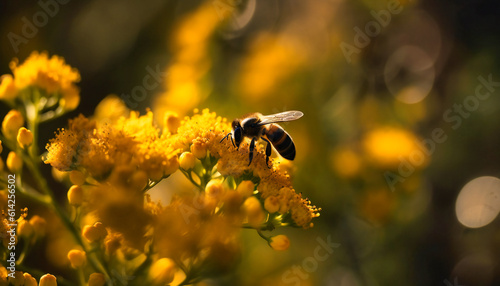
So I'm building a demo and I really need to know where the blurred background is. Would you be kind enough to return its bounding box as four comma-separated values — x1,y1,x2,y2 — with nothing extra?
2,0,500,285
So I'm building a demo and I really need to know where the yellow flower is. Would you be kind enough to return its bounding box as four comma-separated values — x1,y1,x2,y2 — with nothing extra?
45,111,180,180
8,271,24,286
243,197,266,228
67,185,84,206
69,170,86,186
82,222,107,243
149,258,176,285
29,215,46,238
93,94,129,126
23,273,37,286
179,151,196,170
190,139,208,159
44,114,96,172
88,273,106,286
154,3,220,117
67,249,86,268
39,274,57,286
2,110,24,140
9,51,80,110
236,180,255,198
45,108,320,231
163,111,181,134
6,151,22,173
264,196,280,213
17,127,33,148
17,217,34,239
270,235,290,251
239,34,305,99
363,127,428,168
0,74,18,100
205,179,226,200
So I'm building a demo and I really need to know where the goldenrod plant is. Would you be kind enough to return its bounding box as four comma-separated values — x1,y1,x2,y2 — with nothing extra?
0,51,319,285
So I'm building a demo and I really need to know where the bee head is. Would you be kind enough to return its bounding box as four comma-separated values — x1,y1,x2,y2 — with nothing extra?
232,120,243,147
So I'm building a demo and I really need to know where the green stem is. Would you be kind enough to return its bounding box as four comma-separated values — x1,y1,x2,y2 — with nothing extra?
77,267,86,286
180,169,203,191
20,93,114,284
25,159,112,283
25,88,40,161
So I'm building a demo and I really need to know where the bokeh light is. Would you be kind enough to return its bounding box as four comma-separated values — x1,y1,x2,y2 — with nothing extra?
455,176,500,228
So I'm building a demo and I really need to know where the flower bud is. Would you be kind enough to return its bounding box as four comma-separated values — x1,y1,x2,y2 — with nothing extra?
236,181,255,198
82,222,107,243
205,179,225,200
17,127,33,148
67,185,84,206
264,196,280,213
88,273,106,286
270,235,290,251
30,215,47,238
60,86,80,111
179,152,196,170
67,249,86,268
243,196,266,228
0,74,18,100
6,151,22,173
190,141,207,159
17,218,34,239
149,258,176,284
39,274,57,286
164,112,180,134
23,272,37,286
163,156,179,176
8,271,24,286
2,110,24,140
69,170,86,186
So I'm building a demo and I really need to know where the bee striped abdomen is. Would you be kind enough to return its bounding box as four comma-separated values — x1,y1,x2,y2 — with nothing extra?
265,124,296,160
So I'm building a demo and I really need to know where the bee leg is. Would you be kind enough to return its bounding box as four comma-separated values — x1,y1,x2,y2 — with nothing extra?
220,133,231,143
220,133,236,148
248,137,256,166
261,137,272,168
230,136,236,148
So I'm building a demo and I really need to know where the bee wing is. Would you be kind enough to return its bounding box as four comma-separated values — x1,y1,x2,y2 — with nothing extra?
257,111,304,126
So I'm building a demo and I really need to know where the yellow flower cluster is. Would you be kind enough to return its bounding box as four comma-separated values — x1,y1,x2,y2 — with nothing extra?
46,108,319,228
169,109,320,228
0,268,58,286
44,111,179,180
0,51,80,110
154,2,221,118
43,106,318,284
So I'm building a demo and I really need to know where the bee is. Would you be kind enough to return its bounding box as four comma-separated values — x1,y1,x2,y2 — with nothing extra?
220,111,304,166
